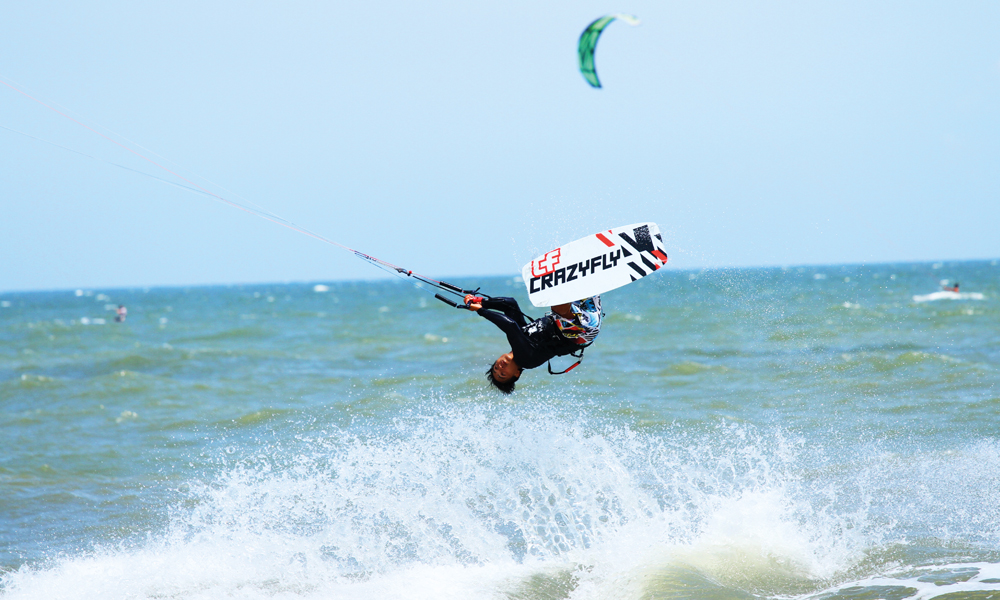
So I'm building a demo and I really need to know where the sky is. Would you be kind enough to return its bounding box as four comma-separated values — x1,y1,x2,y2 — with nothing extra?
1,1,998,292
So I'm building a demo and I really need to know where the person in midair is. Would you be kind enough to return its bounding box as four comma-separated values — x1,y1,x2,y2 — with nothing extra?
465,294,602,394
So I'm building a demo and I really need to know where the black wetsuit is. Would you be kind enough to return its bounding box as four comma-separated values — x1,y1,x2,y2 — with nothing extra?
478,297,583,370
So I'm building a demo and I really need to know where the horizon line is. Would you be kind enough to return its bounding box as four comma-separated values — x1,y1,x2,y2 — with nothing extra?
2,257,997,296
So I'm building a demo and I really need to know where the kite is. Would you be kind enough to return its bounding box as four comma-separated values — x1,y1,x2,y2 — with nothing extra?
577,14,640,88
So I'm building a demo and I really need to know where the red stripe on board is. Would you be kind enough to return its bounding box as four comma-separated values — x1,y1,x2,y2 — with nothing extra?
652,249,668,263
595,233,614,247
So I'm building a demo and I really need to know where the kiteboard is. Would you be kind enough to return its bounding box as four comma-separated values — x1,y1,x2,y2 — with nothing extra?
522,223,668,307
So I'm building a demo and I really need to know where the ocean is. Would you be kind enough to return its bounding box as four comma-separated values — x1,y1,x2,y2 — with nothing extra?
2,260,998,600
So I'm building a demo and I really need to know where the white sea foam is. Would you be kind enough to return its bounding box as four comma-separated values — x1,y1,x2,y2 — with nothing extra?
811,561,1000,600
71,316,107,325
3,410,998,600
912,291,986,302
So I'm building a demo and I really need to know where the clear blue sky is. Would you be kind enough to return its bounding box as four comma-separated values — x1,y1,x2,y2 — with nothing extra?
2,1,998,292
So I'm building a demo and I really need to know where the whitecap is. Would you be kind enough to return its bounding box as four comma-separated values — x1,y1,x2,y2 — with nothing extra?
3,412,999,600
115,410,138,423
913,291,986,302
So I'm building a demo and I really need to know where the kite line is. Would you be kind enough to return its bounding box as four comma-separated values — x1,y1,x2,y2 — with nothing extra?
0,76,481,303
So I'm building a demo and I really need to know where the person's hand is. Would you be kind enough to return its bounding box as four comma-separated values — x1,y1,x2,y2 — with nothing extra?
464,294,482,311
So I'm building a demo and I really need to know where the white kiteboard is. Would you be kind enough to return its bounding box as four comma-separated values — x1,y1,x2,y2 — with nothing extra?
521,222,668,307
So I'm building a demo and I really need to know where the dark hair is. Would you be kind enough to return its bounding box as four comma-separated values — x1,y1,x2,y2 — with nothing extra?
486,363,518,395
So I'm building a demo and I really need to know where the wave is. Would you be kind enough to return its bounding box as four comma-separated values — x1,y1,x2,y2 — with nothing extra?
807,562,1000,600
913,291,986,303
2,404,999,600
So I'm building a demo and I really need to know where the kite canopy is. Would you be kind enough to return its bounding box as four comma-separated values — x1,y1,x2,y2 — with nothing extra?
577,14,640,88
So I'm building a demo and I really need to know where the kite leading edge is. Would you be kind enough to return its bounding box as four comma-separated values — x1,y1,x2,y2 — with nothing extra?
577,14,640,89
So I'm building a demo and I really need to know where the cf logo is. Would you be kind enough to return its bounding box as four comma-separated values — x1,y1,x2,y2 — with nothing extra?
531,249,561,277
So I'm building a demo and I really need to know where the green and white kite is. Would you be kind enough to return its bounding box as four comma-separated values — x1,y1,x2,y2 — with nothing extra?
577,14,640,89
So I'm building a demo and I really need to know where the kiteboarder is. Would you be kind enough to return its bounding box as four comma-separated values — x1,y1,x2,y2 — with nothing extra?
115,304,127,322
465,294,602,394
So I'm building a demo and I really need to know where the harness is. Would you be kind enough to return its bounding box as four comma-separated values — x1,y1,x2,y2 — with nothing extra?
521,313,592,375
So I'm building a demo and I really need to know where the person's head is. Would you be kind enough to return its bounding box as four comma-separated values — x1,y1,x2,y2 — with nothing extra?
486,352,521,395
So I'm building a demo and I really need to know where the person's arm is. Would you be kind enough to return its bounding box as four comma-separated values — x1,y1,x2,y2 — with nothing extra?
466,295,532,347
478,297,528,327
478,308,542,367
478,307,524,338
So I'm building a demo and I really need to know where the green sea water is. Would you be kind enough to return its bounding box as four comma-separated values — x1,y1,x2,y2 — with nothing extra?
2,260,999,600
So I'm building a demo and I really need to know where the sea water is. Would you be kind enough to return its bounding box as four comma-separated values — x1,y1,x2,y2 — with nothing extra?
1,261,998,600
